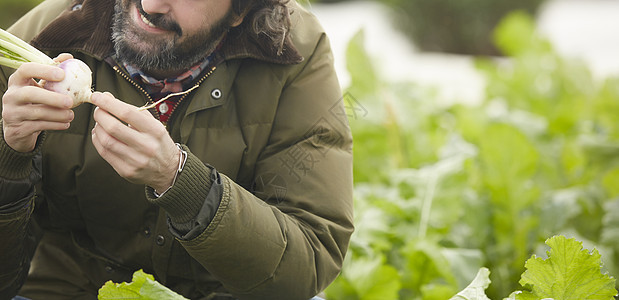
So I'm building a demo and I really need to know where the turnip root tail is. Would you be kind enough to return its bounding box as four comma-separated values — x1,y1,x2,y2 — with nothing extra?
137,85,200,111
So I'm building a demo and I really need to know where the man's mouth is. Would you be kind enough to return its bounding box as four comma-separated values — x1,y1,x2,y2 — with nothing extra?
134,5,183,36
139,11,157,28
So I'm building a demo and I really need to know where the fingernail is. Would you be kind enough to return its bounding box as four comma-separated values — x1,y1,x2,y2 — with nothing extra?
66,96,73,108
91,92,101,104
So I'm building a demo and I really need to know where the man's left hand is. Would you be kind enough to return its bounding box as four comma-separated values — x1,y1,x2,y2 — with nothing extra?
90,92,179,194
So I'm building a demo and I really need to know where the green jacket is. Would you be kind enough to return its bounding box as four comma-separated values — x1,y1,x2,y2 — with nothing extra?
0,0,354,299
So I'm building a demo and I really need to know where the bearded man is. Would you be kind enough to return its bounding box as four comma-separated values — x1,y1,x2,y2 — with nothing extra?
0,0,353,299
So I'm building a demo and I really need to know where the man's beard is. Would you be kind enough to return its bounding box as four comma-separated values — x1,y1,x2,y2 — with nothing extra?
111,0,233,76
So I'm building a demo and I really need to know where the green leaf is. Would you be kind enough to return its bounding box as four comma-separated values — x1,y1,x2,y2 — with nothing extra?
329,254,401,300
98,269,188,300
360,264,401,300
401,239,458,293
449,267,491,300
345,29,378,98
515,236,618,300
422,283,459,300
602,168,619,198
324,275,359,300
480,122,538,180
492,11,551,57
348,256,401,300
493,11,535,56
601,200,619,245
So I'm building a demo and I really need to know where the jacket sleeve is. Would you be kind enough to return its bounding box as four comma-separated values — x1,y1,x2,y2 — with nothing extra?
176,32,352,299
0,124,43,298
0,191,36,299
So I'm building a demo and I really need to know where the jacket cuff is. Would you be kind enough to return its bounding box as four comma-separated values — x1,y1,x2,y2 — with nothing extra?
145,146,215,227
0,120,45,180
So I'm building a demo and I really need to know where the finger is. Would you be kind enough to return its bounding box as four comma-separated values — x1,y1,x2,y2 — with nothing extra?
91,130,125,176
4,119,71,135
8,62,64,87
93,106,160,157
11,104,74,123
91,121,131,160
28,120,72,132
5,85,73,108
53,53,74,63
91,124,143,180
90,92,157,133
92,106,145,148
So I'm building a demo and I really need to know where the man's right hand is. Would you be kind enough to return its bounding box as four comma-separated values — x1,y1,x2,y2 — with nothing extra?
2,55,75,153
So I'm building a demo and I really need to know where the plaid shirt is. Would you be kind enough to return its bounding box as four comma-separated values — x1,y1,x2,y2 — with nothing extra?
124,55,212,124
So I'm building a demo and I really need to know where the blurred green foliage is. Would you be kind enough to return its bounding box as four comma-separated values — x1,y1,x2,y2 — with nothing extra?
387,0,546,55
309,0,546,56
0,0,43,29
326,10,619,300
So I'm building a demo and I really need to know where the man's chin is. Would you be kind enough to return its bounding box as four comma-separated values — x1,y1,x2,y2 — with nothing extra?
125,44,166,57
126,30,175,50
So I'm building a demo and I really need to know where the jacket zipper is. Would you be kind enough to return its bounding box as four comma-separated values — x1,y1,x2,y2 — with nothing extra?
171,66,217,113
111,65,217,122
164,65,217,128
111,65,161,119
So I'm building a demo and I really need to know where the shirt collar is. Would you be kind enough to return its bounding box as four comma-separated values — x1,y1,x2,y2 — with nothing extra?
123,56,211,86
123,54,212,93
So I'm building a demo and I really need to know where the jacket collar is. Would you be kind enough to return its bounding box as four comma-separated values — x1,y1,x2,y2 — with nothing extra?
30,0,303,65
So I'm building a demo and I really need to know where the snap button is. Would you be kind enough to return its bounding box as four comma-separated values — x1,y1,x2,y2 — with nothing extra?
158,102,169,114
143,227,151,237
71,4,83,11
211,89,222,100
155,235,166,246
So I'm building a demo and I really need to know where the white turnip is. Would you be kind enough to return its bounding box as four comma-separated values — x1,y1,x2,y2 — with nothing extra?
43,58,93,107
0,28,93,107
